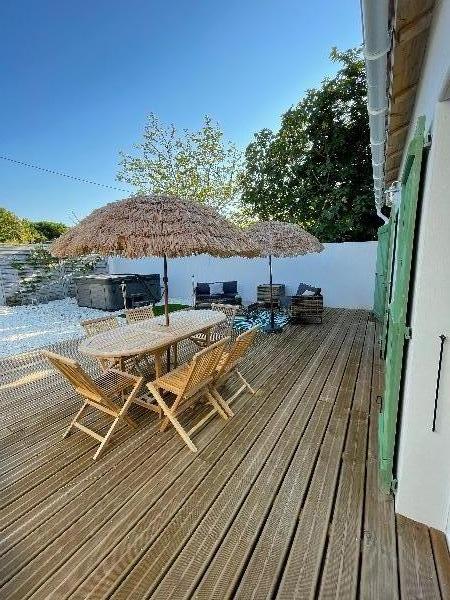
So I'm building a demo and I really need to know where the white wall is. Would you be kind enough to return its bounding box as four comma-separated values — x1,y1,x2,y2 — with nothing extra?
395,4,450,536
108,241,377,309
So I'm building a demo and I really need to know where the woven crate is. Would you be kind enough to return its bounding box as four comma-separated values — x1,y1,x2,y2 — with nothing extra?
290,294,324,322
257,284,285,305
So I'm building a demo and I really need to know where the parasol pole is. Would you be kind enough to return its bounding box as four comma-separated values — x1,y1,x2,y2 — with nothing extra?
269,254,275,330
163,253,171,370
163,254,169,326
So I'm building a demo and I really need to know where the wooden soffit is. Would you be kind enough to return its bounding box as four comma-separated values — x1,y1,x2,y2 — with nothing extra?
385,0,435,186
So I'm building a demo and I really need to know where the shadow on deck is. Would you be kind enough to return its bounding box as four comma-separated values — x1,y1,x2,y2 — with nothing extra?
0,308,449,599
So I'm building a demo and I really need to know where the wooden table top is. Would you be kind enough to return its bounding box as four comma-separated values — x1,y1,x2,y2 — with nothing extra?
78,309,226,359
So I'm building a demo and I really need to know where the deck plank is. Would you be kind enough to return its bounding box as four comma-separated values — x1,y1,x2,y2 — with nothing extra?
275,321,369,599
2,314,340,598
360,328,399,600
397,514,441,599
430,528,450,599
149,313,360,599
318,323,374,599
0,309,447,600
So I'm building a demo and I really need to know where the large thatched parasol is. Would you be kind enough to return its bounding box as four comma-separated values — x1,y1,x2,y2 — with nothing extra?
246,220,324,332
52,195,258,326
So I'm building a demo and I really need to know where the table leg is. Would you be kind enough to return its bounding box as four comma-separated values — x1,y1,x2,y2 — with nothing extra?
154,352,163,379
173,343,178,367
205,327,211,346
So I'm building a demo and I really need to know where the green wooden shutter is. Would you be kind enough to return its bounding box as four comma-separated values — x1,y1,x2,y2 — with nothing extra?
381,205,399,357
378,116,426,493
373,221,391,322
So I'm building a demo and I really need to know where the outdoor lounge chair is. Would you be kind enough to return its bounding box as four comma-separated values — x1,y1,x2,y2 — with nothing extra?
289,283,324,323
194,280,241,307
212,326,259,406
42,350,150,460
146,338,231,452
125,304,155,324
190,303,238,348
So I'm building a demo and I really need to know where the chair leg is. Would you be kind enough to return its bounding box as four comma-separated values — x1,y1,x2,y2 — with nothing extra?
64,401,89,438
210,388,234,417
236,369,256,394
147,384,197,452
205,390,229,421
93,416,120,460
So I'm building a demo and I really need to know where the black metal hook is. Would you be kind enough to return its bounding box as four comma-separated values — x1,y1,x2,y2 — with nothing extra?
432,334,446,432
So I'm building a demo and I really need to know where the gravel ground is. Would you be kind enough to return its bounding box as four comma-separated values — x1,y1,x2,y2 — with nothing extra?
0,297,191,358
0,299,125,358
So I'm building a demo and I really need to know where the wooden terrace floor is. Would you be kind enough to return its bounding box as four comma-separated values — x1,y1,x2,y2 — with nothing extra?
0,308,449,599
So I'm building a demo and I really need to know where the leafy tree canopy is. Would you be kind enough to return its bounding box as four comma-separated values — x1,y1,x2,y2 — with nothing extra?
0,207,68,244
117,114,243,217
31,220,68,240
240,48,379,242
0,207,38,243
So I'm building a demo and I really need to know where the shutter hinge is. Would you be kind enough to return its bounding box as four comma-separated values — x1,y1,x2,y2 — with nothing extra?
376,395,383,413
404,326,412,340
391,478,398,494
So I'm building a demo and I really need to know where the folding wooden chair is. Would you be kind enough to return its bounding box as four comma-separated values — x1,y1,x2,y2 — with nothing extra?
42,350,151,460
125,305,155,324
191,303,238,348
211,326,260,407
146,338,230,452
81,315,119,336
81,316,120,371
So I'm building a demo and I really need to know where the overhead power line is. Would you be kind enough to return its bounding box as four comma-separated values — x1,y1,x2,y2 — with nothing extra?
0,154,131,193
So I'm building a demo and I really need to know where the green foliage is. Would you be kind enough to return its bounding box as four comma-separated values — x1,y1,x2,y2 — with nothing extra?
117,114,243,216
0,207,69,244
0,207,40,243
240,48,379,242
31,220,68,240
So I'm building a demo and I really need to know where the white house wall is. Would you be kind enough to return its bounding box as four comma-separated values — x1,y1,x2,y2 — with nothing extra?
108,241,377,309
395,0,450,535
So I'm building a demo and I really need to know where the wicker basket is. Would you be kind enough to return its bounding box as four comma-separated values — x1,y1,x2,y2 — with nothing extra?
257,284,285,306
290,294,324,323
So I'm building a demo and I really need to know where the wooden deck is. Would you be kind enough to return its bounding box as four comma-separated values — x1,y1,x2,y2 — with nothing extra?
0,308,449,599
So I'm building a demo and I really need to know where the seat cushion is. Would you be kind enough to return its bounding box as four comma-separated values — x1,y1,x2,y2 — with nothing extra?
223,281,238,294
296,283,321,296
196,283,210,295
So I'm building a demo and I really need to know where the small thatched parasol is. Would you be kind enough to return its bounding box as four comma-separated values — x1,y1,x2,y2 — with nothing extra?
246,220,323,332
52,195,258,327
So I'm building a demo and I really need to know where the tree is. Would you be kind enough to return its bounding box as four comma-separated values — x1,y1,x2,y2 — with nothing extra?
0,207,40,243
117,114,243,216
31,220,68,240
240,48,380,242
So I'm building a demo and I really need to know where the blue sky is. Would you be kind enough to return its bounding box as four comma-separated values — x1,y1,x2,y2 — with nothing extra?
1,0,362,224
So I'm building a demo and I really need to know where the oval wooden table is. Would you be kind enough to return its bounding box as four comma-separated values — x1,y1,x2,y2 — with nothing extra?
78,309,226,378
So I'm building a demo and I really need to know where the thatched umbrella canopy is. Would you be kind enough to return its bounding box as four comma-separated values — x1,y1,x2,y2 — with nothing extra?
246,220,323,331
52,195,258,325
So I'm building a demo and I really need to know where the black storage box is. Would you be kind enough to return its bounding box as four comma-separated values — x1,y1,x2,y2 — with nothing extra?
74,274,161,311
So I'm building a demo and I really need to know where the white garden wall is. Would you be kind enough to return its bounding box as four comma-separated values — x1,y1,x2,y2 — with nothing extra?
108,241,377,309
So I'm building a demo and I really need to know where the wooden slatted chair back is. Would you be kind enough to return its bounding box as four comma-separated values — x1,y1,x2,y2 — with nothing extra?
182,338,228,398
210,303,238,338
125,305,155,324
81,316,119,337
42,350,105,402
217,327,259,377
